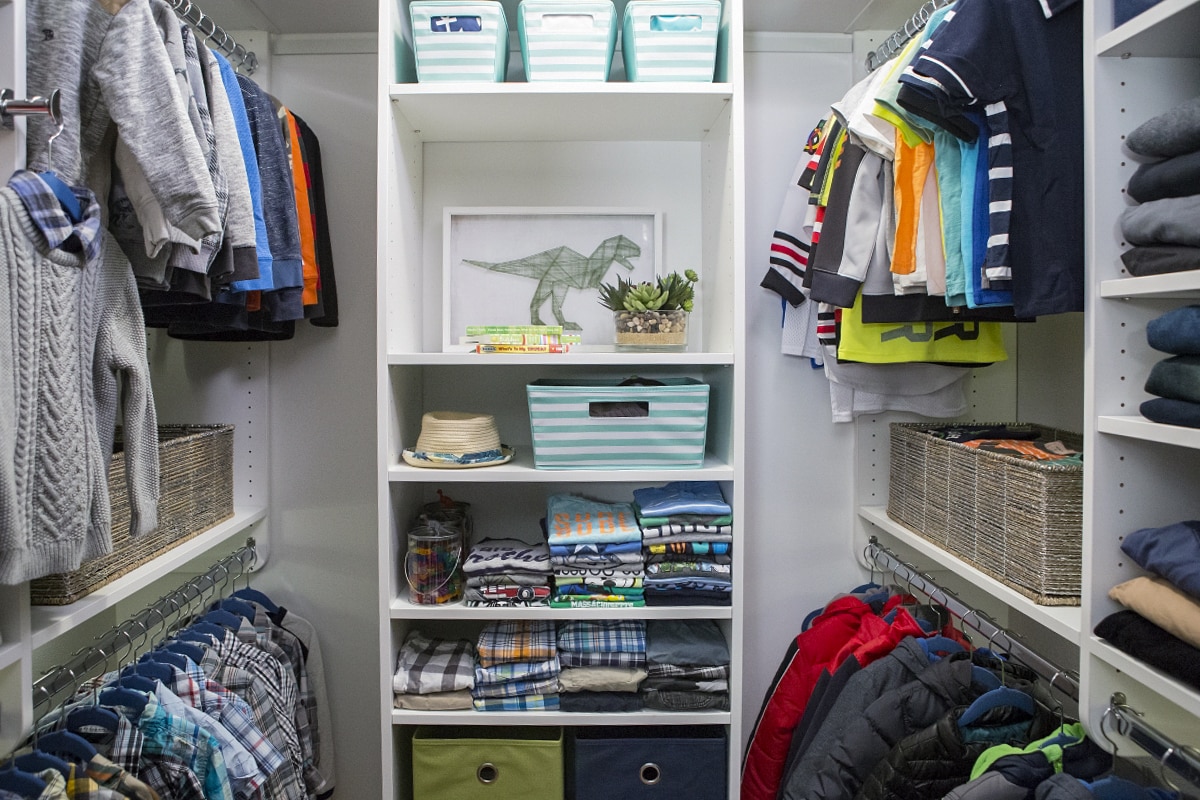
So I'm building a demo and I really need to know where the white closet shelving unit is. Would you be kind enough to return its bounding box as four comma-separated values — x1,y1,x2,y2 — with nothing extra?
1080,0,1200,747
0,0,270,755
375,0,745,797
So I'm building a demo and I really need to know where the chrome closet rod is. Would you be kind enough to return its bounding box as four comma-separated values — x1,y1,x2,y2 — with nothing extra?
163,0,260,75
864,0,953,73
30,540,257,716
1104,693,1200,787
865,537,1080,701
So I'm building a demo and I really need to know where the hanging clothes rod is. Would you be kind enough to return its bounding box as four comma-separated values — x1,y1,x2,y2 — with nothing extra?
164,0,260,76
865,0,953,73
865,537,1080,701
1104,693,1200,787
0,88,61,131
30,539,258,716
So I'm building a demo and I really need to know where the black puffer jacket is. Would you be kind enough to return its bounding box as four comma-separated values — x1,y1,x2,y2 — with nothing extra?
853,685,1058,800
794,651,1039,800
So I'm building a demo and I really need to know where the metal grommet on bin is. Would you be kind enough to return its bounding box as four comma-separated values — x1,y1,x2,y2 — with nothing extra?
477,762,499,784
639,762,662,785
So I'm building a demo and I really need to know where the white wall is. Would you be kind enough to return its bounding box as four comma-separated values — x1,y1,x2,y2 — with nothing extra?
257,50,383,800
741,41,861,746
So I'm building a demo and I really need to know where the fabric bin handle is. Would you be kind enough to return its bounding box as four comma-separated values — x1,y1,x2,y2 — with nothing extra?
639,762,662,785
477,762,499,784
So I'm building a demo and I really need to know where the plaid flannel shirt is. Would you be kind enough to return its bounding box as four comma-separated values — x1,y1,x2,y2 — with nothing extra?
470,675,560,699
471,693,560,712
247,606,323,797
474,657,560,686
136,694,232,800
7,169,103,263
476,621,556,667
33,767,68,800
66,763,126,800
153,683,263,800
162,661,286,783
646,663,729,681
104,709,207,800
558,650,647,669
557,620,647,654
85,752,161,800
393,632,477,695
199,647,307,800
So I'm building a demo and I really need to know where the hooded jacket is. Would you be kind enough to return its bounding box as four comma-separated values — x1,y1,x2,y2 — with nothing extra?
854,685,1058,800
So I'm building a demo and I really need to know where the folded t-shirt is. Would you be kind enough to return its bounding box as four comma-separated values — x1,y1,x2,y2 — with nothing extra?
1109,576,1200,650
1122,245,1200,277
1120,520,1200,600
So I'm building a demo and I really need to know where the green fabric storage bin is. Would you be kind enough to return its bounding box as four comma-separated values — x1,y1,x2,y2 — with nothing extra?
527,377,710,469
412,726,564,800
518,0,617,81
621,0,721,82
410,1,510,82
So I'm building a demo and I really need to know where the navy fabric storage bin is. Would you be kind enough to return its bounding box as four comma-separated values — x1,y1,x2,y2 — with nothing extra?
1114,0,1165,26
570,726,727,800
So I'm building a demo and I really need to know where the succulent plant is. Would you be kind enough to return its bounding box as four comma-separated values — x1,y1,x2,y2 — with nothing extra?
598,269,698,312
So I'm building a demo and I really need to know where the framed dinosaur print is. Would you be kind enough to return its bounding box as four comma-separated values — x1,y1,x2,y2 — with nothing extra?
443,207,662,350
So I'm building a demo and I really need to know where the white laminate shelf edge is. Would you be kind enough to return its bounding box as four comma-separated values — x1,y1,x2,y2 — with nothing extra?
1099,272,1200,299
858,506,1083,641
389,84,733,142
30,505,268,649
387,350,735,366
391,708,730,726
390,598,732,620
0,641,23,672
1097,415,1200,449
1096,0,1200,57
388,451,734,483
1088,636,1200,718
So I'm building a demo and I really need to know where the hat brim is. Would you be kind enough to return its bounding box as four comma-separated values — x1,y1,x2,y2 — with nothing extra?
402,445,514,469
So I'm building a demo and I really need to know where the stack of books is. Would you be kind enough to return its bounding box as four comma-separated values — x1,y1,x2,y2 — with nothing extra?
462,325,581,354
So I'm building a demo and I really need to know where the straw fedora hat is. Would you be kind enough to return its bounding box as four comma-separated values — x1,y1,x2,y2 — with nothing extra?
402,411,514,468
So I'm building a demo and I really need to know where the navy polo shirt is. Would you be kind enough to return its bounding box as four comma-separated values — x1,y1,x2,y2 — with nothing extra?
897,0,1084,318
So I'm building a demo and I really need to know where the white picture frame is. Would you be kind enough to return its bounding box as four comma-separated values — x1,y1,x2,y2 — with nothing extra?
443,207,663,350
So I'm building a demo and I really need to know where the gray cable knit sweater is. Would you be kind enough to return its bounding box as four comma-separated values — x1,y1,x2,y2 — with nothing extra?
0,187,158,584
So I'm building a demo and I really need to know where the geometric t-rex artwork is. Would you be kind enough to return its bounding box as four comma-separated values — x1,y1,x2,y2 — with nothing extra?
463,234,640,330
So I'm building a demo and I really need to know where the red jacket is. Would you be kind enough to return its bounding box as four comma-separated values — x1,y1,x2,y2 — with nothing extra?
741,595,926,800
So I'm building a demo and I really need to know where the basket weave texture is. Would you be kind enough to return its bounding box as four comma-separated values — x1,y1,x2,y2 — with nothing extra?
30,424,235,605
886,422,1083,606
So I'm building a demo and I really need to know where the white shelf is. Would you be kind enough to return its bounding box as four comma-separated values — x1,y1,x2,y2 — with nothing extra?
30,506,268,649
0,641,23,672
387,350,735,366
390,598,732,620
858,506,1083,641
391,708,730,726
388,450,734,483
1088,636,1200,719
1097,415,1200,449
1100,272,1200,299
389,83,734,142
1097,0,1200,57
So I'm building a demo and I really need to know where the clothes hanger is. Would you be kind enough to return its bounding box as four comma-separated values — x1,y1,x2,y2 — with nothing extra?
13,748,72,778
957,685,1035,728
36,89,82,224
163,640,206,663
125,660,174,684
181,621,227,640
219,597,256,622
231,587,279,614
65,704,120,735
201,608,243,630
36,730,96,765
96,686,148,717
0,761,48,797
114,674,157,694
145,648,190,672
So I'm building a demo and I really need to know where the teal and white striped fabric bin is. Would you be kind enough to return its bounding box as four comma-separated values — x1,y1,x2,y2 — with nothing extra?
527,378,709,469
621,0,721,82
410,1,510,82
518,1,617,81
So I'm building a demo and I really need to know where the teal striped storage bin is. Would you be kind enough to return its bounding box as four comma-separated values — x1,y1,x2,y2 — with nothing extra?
621,0,720,82
410,1,510,82
527,378,709,469
518,0,617,81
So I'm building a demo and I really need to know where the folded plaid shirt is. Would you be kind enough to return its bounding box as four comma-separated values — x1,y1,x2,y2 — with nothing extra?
475,656,560,686
470,675,561,699
559,650,647,669
647,663,729,680
557,620,646,654
471,693,560,712
476,620,556,667
393,631,477,694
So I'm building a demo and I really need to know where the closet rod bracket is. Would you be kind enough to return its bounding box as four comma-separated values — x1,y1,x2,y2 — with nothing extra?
0,88,62,131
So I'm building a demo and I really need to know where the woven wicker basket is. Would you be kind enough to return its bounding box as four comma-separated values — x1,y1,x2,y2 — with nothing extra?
886,422,1083,606
30,424,236,605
